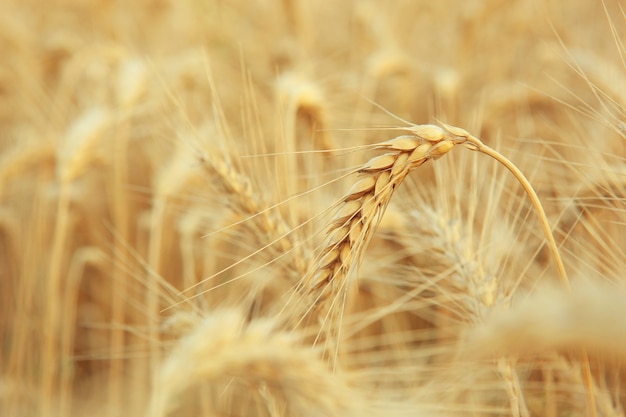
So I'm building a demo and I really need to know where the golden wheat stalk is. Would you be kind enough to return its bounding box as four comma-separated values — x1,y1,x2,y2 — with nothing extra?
304,120,588,415
307,122,568,302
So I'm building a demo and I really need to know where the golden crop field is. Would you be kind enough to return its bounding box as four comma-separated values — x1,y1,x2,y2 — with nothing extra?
1,1,625,416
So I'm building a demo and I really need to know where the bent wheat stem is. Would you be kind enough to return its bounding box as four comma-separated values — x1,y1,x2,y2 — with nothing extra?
457,129,570,288
309,122,569,302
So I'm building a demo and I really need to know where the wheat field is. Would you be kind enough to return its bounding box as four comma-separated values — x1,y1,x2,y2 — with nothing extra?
1,0,626,416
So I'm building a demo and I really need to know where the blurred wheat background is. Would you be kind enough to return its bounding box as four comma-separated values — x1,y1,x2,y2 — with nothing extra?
1,0,625,416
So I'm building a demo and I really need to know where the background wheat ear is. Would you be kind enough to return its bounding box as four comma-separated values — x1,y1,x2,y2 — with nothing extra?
464,281,626,359
151,309,372,417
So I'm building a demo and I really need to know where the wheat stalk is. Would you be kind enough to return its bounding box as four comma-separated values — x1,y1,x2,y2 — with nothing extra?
307,123,569,302
304,120,585,413
43,107,112,417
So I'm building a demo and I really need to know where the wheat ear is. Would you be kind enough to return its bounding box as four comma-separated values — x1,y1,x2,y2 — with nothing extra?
151,309,369,417
199,151,310,278
308,122,569,301
307,124,460,299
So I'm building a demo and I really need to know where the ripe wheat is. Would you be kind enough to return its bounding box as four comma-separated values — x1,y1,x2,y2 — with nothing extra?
2,1,625,416
308,123,568,304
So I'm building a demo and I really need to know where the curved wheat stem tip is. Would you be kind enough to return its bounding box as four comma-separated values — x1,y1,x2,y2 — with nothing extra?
444,125,570,289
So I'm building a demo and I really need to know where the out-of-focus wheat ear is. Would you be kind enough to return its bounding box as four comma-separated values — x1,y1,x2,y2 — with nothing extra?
463,280,626,416
465,282,626,359
402,202,531,417
44,106,111,417
276,72,334,185
151,309,370,417
198,146,310,284
0,141,56,202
